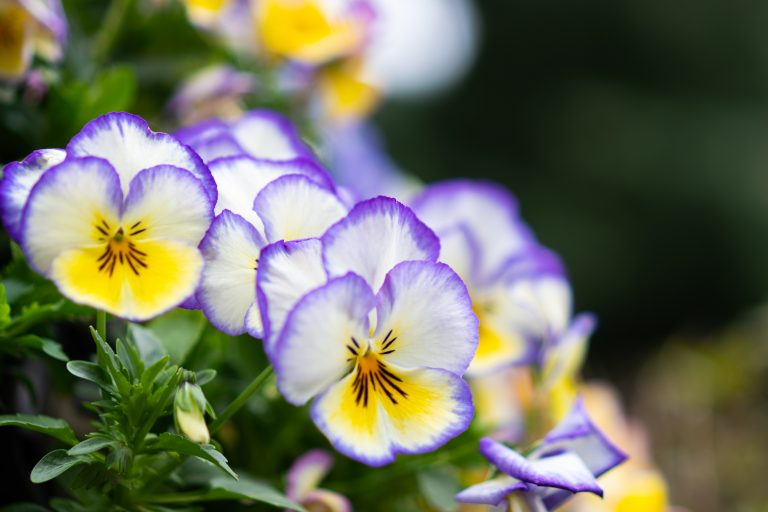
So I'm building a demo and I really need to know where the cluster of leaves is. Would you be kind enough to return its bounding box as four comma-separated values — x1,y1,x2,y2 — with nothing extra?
1,325,303,511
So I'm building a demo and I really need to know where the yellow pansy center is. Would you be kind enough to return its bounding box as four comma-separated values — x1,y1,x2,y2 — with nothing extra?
0,3,31,78
345,330,408,408
94,219,149,277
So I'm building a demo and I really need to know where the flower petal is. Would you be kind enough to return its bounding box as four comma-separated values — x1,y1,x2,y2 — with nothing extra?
187,132,245,164
454,476,528,506
411,180,535,280
197,211,265,336
21,157,122,274
0,148,66,242
435,224,480,284
537,397,627,479
286,449,334,501
273,273,375,405
209,155,333,233
322,196,440,291
230,109,313,161
302,489,352,512
479,438,602,496
51,239,203,321
253,174,347,243
256,239,328,350
310,363,473,466
374,261,477,374
541,313,596,388
67,112,217,203
121,165,214,245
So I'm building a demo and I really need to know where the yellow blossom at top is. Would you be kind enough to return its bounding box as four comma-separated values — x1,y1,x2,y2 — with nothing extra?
255,0,368,65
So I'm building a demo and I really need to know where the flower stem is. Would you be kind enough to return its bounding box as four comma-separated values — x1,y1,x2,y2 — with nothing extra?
209,365,273,435
96,310,107,342
92,0,134,66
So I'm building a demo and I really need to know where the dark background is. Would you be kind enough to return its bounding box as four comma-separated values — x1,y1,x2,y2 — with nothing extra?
376,0,768,384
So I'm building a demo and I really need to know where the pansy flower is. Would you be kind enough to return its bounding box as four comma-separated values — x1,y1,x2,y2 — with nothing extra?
0,0,67,81
286,450,351,512
266,197,478,466
20,157,213,320
455,398,626,511
196,151,346,337
412,181,591,377
5,113,215,320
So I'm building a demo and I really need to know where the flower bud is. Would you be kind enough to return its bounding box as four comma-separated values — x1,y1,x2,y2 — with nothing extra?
174,381,210,444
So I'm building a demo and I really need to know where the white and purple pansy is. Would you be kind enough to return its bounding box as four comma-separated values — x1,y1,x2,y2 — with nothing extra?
286,450,351,512
455,397,626,511
175,109,315,164
18,156,213,320
195,153,346,338
265,197,478,466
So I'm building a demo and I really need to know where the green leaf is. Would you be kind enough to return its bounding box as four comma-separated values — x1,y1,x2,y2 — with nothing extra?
67,437,113,456
31,449,89,483
195,369,216,386
0,283,11,326
147,433,237,480
0,414,77,445
67,361,110,389
141,355,170,389
90,326,131,396
147,309,206,364
9,335,68,361
417,468,461,512
205,475,306,511
128,323,167,366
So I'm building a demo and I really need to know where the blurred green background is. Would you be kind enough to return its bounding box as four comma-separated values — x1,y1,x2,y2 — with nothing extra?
377,0,768,384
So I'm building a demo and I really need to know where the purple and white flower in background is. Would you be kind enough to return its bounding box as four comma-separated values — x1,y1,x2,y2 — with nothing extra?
286,450,351,512
175,109,315,164
194,121,347,338
166,65,257,126
323,121,420,203
0,0,68,82
455,397,627,511
264,197,478,466
411,180,591,377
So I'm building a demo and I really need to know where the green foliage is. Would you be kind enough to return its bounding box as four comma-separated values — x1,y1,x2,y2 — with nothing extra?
0,414,77,445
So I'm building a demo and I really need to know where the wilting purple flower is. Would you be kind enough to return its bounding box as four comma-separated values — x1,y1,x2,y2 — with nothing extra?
167,65,257,125
286,450,351,512
456,397,627,510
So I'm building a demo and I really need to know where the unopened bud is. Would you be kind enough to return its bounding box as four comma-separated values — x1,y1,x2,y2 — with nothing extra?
174,382,210,444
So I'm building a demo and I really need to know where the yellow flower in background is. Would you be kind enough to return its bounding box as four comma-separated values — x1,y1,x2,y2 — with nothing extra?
255,0,370,65
318,57,379,120
0,0,67,81
182,0,231,28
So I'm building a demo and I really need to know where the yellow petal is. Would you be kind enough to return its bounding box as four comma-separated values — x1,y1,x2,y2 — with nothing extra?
51,239,203,321
319,60,379,119
0,3,33,80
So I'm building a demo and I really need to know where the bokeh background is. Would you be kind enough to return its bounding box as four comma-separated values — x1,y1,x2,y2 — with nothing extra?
2,0,768,510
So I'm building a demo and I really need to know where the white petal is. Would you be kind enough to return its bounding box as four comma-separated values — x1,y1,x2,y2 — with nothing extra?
286,450,334,501
374,261,477,375
322,196,439,291
253,174,347,243
231,110,312,161
67,112,216,202
455,476,527,506
272,274,375,405
209,155,331,234
256,239,328,351
197,211,265,336
21,157,122,273
122,165,214,245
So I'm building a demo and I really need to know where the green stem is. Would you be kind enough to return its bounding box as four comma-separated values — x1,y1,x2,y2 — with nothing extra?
96,310,107,342
209,365,273,435
92,0,134,66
